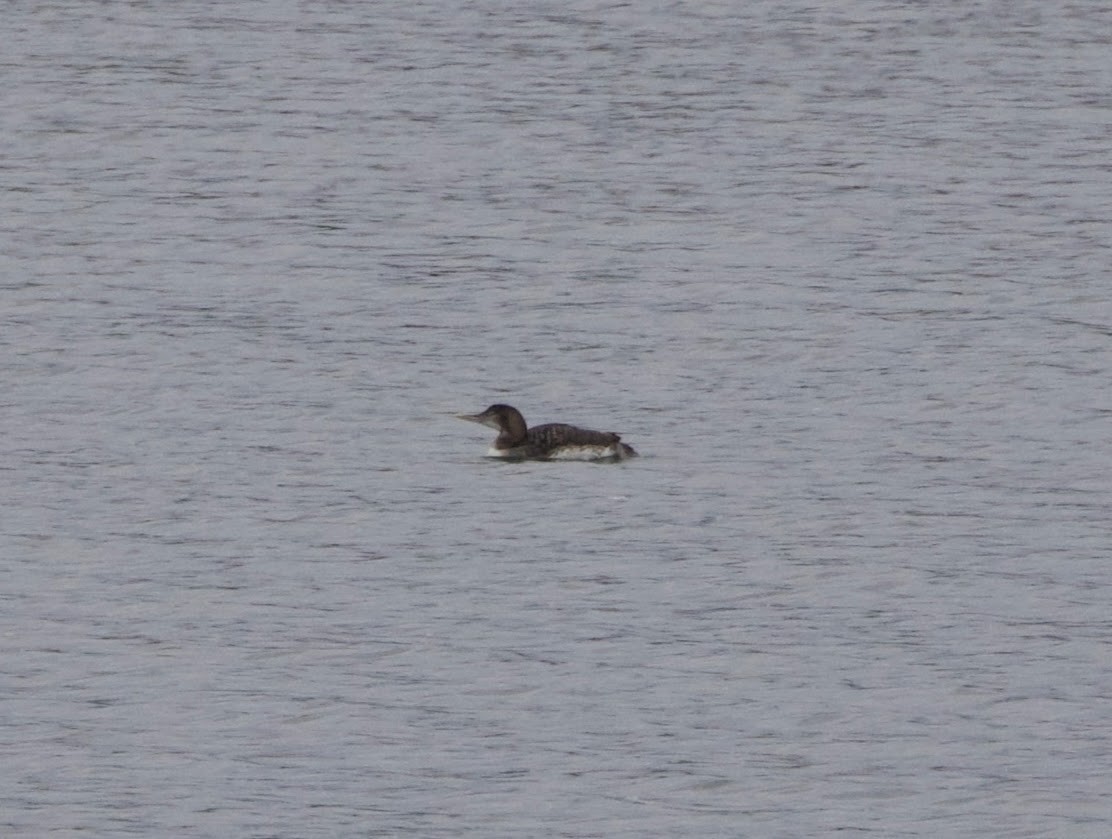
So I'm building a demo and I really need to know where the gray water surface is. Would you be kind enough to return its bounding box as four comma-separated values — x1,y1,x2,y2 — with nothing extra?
3,2,1111,836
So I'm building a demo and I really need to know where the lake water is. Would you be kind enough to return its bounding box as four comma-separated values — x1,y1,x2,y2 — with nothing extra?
3,1,1111,836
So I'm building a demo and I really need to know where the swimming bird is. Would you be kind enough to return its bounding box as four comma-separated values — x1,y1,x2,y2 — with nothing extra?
457,404,638,461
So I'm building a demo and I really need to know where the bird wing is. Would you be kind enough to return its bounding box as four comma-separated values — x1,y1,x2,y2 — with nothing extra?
527,423,622,450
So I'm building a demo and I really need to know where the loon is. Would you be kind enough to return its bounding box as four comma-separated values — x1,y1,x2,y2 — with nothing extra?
457,404,638,461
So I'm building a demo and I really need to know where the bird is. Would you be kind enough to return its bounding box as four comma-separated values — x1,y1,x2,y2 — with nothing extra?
457,404,637,461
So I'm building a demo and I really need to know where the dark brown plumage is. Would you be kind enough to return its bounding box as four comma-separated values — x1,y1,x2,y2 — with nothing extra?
457,404,637,461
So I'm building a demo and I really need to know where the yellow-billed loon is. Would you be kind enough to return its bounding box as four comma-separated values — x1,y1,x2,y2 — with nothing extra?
457,404,638,461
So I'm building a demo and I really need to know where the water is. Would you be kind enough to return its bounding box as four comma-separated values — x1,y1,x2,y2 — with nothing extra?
3,1,1111,836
